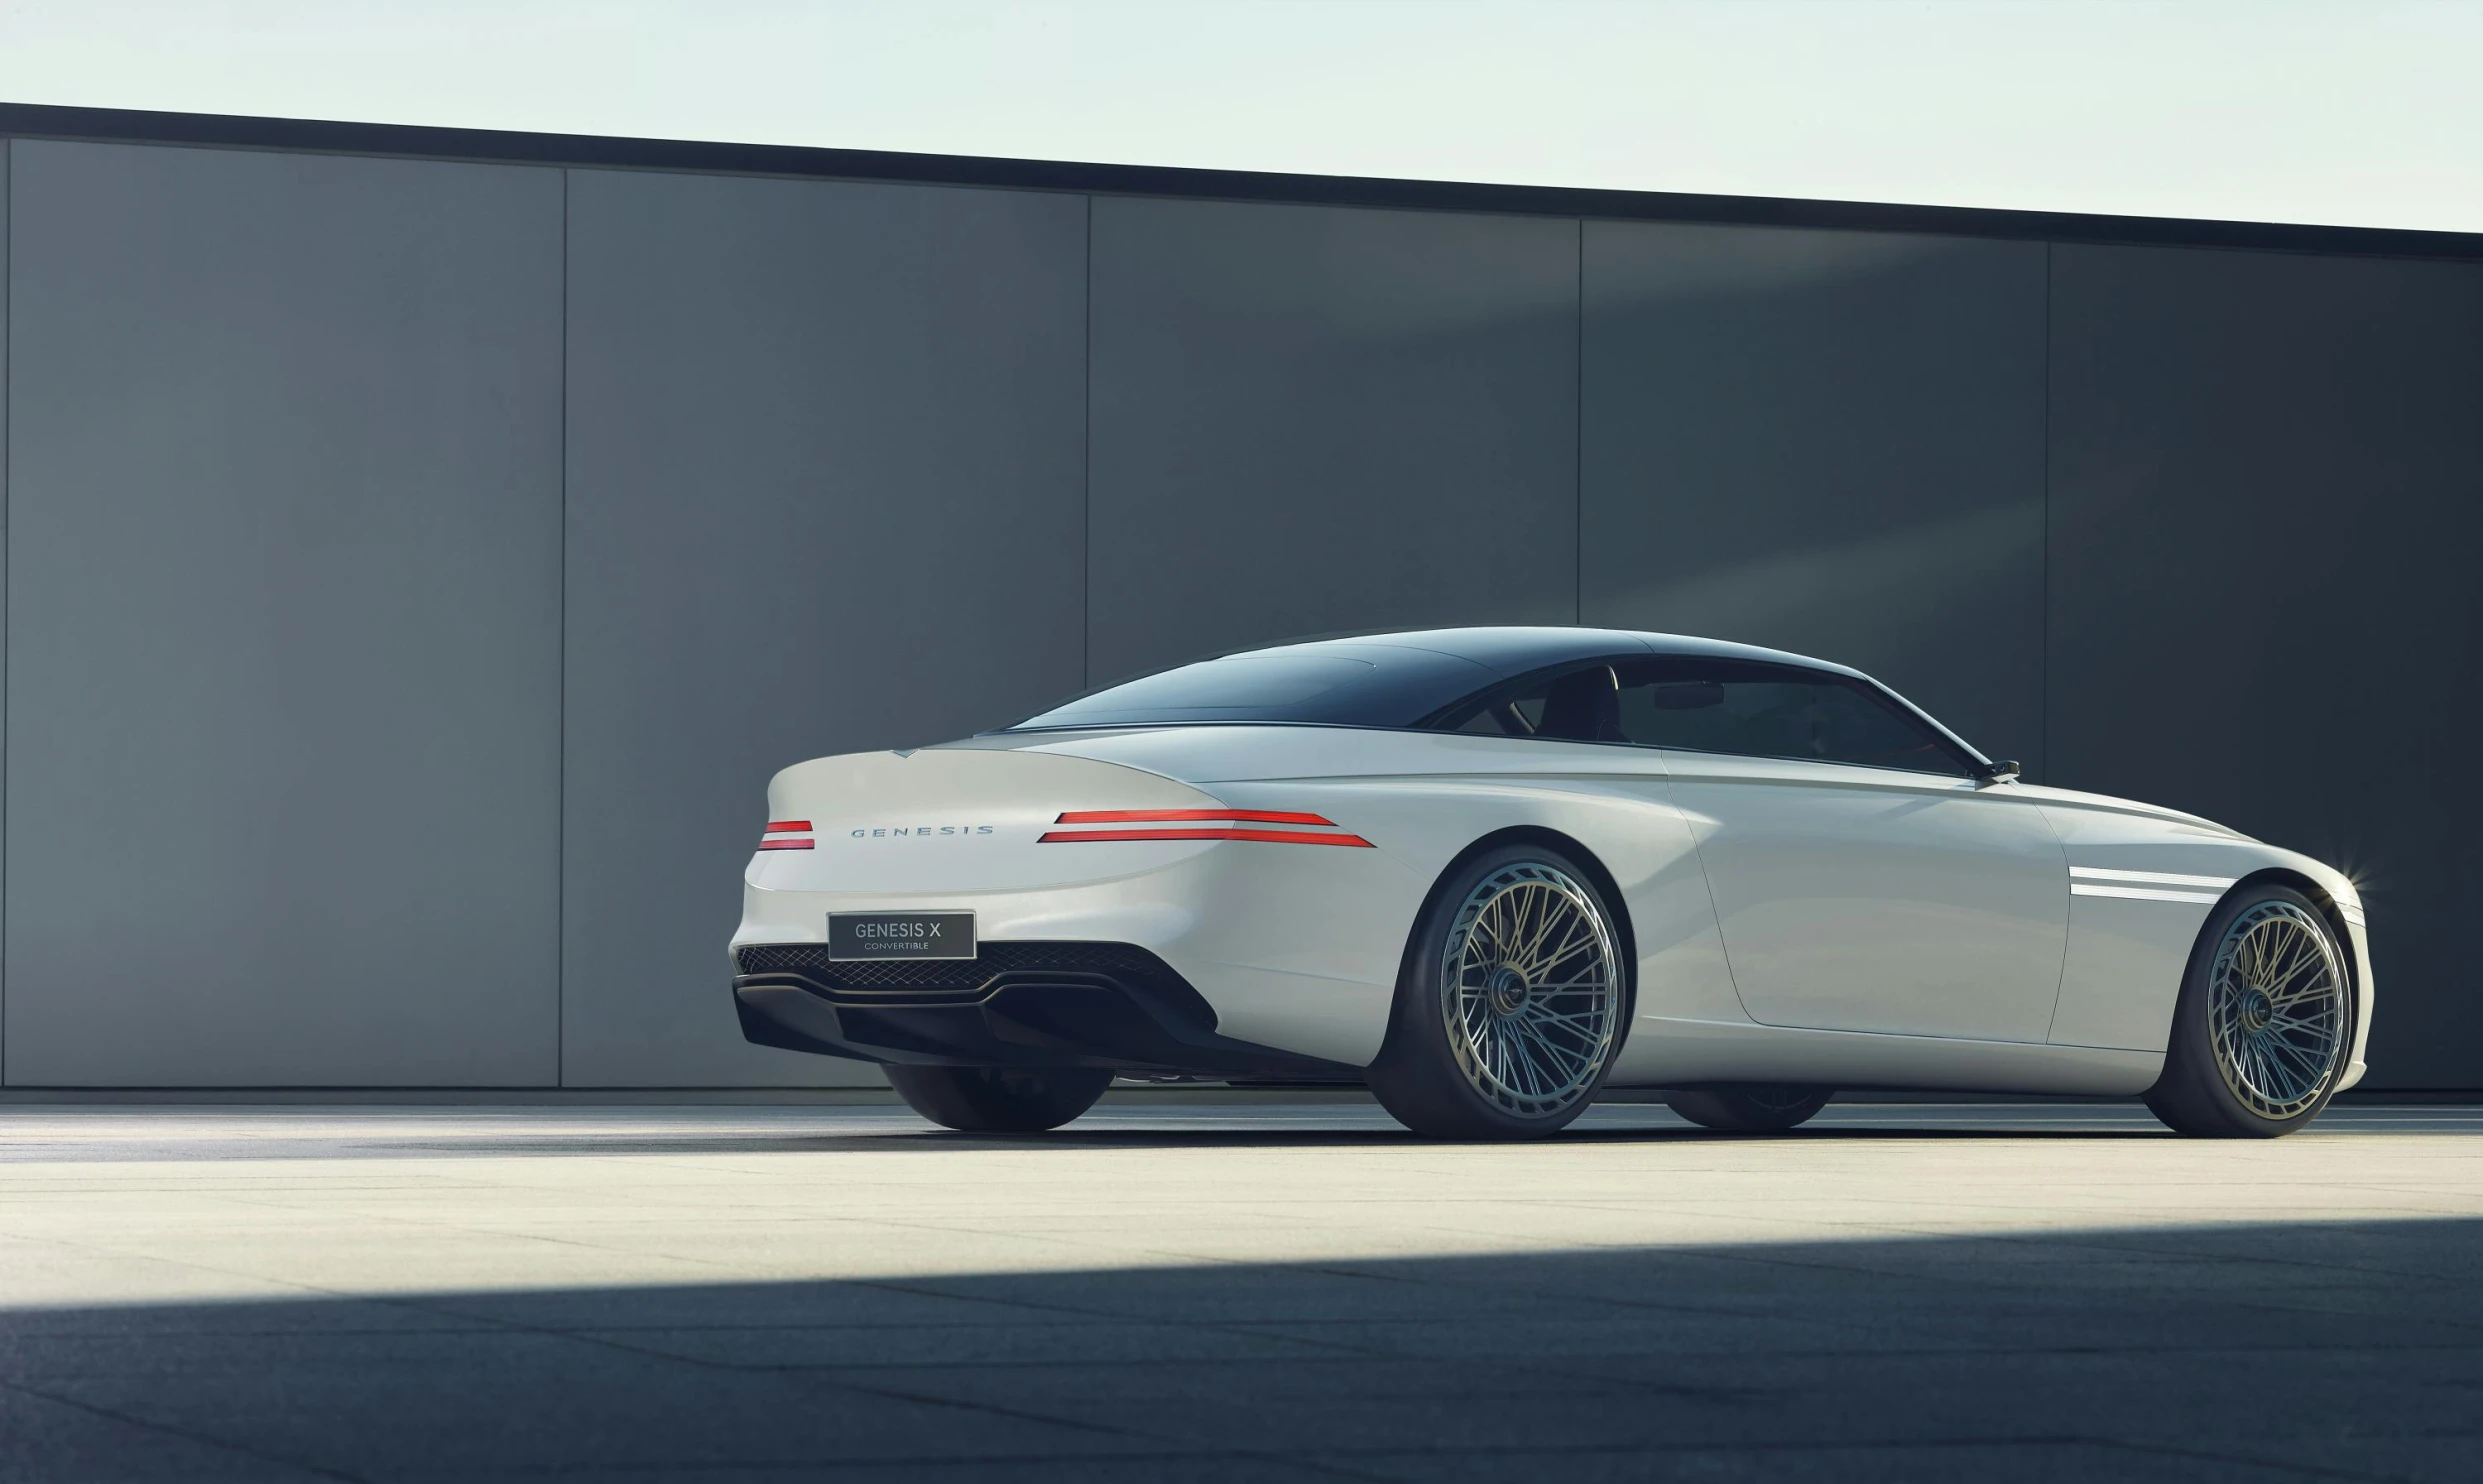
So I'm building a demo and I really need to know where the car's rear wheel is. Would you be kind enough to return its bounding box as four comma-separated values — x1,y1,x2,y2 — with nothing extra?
1664,1085,1833,1132
884,1064,1113,1133
2144,883,2352,1138
1368,843,1629,1139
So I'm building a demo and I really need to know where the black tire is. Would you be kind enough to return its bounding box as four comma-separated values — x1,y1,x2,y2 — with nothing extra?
1664,1085,1833,1132
884,1064,1113,1133
1367,842,1631,1140
2145,883,2353,1139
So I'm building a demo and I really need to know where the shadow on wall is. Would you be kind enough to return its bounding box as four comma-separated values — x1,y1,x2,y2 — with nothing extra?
1084,197,1583,685
1611,499,2036,679
1101,222,2046,768
5,1216,2475,1479
1581,224,2048,775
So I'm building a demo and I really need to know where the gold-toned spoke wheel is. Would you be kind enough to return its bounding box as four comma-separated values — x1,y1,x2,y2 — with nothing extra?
1437,862,1623,1119
2208,900,2346,1120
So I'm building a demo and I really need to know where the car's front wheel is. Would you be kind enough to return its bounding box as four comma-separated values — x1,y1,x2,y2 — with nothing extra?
2145,883,2353,1138
1368,842,1629,1139
884,1064,1113,1133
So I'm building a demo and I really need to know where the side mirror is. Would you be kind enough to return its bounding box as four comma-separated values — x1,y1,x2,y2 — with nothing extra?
1974,758,2021,785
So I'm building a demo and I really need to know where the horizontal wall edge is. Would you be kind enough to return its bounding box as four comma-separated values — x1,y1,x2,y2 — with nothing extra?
4,100,2481,262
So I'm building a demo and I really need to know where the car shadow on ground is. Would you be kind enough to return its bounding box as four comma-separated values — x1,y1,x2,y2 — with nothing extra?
3,1216,2475,1481
0,1120,2177,1164
359,1122,2181,1158
884,1122,2176,1151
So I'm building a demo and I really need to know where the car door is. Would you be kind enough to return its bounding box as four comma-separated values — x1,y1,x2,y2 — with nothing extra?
1612,658,2068,1043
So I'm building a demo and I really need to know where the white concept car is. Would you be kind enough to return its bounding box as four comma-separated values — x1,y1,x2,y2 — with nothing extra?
732,628,2370,1140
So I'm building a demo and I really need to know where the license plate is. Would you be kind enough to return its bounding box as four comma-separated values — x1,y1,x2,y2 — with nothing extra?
827,912,977,961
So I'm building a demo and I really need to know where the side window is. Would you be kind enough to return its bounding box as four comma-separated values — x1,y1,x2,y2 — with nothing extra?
1611,660,1967,776
1451,689,1551,737
1439,664,1624,742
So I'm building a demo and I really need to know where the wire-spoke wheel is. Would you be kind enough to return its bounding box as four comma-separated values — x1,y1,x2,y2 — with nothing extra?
2207,900,2347,1120
2146,883,2352,1138
1369,844,1628,1139
1440,863,1624,1116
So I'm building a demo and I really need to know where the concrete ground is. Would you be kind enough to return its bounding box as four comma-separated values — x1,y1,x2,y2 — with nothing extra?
1,1096,2478,1483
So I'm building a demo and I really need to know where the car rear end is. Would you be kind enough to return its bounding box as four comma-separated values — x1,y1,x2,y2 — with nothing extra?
730,743,1426,1077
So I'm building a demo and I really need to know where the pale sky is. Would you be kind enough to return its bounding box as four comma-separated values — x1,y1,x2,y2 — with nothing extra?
2,0,2477,233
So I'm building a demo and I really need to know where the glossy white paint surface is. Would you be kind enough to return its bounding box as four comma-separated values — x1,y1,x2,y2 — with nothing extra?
1615,1014,2163,1096
734,716,2374,1097
1658,754,2068,1043
2025,783,2374,1087
753,748,1219,895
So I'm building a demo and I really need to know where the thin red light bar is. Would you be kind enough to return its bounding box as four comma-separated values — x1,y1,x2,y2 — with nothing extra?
1039,827,1372,848
756,838,814,851
1054,808,1335,826
764,820,813,833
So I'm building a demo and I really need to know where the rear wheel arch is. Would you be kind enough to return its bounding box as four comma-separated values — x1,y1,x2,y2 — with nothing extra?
1397,826,1639,1007
1372,831,1636,1136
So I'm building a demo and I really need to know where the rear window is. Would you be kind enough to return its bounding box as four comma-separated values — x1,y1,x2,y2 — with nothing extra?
1005,642,1506,731
1020,656,1376,726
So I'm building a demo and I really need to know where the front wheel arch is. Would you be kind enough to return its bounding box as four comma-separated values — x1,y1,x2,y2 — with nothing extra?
2211,868,2363,1050
2226,867,2358,971
2149,878,2355,1136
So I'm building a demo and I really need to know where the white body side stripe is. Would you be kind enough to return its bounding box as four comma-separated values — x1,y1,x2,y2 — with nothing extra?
2069,866,2239,889
2070,883,2225,904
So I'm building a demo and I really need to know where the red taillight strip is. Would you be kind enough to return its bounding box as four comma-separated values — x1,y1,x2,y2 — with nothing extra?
764,820,813,834
1039,827,1372,848
1055,808,1336,826
756,838,814,851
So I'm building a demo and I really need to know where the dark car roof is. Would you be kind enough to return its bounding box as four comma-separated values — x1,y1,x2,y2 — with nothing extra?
1004,626,1865,733
1232,626,1855,676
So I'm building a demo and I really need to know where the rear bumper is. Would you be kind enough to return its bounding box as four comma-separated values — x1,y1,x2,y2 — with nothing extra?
731,940,1357,1079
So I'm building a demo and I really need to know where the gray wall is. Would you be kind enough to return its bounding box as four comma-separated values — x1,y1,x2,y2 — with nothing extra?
1,135,2476,1088
561,170,1086,1086
1580,223,2049,773
2046,244,2483,1090
1088,199,1579,681
4,141,563,1085
1,141,9,1081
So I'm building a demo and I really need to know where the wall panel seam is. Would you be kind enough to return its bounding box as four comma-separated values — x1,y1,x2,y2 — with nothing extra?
1082,192,1093,689
556,165,569,1088
2041,239,2052,785
2,135,10,1087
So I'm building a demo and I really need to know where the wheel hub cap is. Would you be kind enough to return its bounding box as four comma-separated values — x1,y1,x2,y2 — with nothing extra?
2238,987,2273,1034
1486,964,1531,1015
